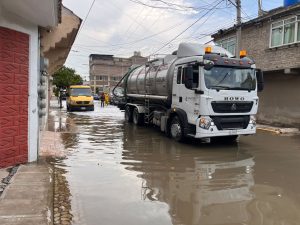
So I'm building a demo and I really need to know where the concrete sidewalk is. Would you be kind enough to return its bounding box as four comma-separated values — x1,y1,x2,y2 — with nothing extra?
0,100,73,225
0,162,53,225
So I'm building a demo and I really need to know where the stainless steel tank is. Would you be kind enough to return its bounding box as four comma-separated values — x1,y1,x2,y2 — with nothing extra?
126,56,177,103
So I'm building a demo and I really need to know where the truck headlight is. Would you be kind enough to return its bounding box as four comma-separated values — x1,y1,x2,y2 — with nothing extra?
199,116,213,129
249,115,256,125
71,100,77,104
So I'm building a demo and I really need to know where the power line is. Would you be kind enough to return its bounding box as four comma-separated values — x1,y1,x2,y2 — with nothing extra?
72,0,234,53
129,0,232,11
77,0,97,36
129,0,193,11
122,0,152,41
73,19,188,49
149,0,224,56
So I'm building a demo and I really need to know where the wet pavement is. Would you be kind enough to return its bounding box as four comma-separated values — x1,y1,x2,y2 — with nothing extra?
48,101,300,225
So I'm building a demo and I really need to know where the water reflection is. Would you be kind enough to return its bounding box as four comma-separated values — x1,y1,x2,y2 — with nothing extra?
122,124,255,225
48,103,300,225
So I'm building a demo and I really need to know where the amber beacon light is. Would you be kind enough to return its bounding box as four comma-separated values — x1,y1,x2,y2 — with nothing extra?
205,46,212,54
240,50,247,58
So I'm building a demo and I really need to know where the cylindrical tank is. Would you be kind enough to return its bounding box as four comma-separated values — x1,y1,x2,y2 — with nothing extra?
284,0,300,7
126,57,177,103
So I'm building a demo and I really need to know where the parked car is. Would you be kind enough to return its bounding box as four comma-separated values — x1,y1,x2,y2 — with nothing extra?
93,94,100,100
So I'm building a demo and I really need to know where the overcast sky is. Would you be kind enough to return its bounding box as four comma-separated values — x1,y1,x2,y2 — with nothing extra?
63,0,282,80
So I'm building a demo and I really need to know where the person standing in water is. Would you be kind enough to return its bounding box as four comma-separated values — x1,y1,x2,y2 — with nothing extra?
100,92,105,108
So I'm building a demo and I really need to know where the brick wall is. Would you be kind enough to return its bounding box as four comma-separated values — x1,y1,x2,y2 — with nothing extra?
257,72,300,128
0,26,29,168
91,64,129,77
214,13,300,71
213,15,300,127
89,55,148,91
241,20,300,71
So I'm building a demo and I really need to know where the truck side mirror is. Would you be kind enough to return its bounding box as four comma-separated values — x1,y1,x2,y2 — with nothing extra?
256,69,264,92
184,67,193,89
204,61,214,70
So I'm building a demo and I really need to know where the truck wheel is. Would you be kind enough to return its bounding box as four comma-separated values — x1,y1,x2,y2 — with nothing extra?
170,116,184,142
125,106,133,123
133,108,144,125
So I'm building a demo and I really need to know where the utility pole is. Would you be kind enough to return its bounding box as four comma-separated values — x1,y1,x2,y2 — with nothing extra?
228,0,242,57
258,0,264,17
236,0,242,58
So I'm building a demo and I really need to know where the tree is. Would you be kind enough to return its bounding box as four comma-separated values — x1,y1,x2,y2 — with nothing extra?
53,66,83,89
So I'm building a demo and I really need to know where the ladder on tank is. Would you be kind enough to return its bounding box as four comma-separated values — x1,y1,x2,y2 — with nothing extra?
144,98,153,124
144,65,151,124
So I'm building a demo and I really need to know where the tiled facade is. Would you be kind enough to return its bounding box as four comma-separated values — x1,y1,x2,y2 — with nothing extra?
0,27,29,168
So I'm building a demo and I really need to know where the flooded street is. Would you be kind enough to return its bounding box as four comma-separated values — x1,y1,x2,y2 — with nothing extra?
48,101,300,225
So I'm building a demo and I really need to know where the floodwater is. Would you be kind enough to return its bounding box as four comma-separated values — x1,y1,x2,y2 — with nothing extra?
48,101,300,225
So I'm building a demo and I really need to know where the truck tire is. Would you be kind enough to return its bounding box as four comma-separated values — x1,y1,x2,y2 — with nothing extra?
125,106,133,123
170,116,184,142
133,107,144,125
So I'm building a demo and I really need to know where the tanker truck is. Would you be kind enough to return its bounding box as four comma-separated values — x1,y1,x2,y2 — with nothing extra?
113,43,264,142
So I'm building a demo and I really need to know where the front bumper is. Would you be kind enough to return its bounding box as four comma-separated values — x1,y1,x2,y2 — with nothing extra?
69,104,94,111
194,117,256,138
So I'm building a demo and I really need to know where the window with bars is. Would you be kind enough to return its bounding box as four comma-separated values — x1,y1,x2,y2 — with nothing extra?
270,16,300,47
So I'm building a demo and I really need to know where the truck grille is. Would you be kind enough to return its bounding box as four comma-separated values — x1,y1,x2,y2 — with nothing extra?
211,116,250,130
211,101,253,113
76,101,90,105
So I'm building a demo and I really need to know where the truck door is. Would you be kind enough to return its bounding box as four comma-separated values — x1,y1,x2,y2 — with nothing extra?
172,65,199,124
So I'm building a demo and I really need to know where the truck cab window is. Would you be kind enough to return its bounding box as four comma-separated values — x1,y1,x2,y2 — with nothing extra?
183,65,199,89
177,67,182,84
192,65,199,88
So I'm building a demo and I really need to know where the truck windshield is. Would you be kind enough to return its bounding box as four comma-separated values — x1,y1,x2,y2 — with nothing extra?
70,88,92,96
204,67,256,91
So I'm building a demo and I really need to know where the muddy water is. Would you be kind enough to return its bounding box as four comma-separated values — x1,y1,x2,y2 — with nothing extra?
49,101,300,225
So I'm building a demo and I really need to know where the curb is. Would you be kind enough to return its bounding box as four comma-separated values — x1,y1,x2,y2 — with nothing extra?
257,125,300,135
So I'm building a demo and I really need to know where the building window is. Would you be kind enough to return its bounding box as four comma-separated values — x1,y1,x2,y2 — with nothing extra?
215,36,236,55
271,21,283,46
97,75,108,81
270,16,300,47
